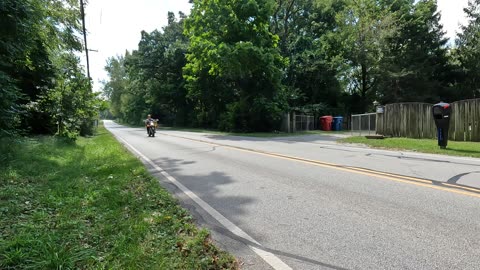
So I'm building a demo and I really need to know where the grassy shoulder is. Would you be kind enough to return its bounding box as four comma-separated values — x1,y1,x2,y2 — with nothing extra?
0,126,237,269
339,136,480,158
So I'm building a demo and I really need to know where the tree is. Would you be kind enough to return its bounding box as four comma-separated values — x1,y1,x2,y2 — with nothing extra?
135,12,191,126
101,0,468,132
103,12,191,126
455,0,480,99
184,0,287,131
39,53,98,138
103,55,128,119
0,0,51,135
270,0,344,114
0,0,98,138
333,0,400,112
376,0,451,104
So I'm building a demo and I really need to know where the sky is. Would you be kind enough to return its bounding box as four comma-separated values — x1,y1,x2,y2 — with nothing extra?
84,0,193,92
83,0,469,92
437,0,469,40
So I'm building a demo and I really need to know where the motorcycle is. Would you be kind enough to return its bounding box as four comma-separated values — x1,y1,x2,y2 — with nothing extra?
146,119,158,137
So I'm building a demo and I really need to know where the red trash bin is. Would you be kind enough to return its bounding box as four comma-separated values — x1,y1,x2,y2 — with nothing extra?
320,116,333,131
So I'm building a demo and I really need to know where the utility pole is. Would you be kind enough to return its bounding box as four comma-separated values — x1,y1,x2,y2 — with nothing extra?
80,0,91,91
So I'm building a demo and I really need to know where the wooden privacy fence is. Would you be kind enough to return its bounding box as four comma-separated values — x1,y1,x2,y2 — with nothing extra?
450,99,480,141
376,103,436,138
376,99,480,141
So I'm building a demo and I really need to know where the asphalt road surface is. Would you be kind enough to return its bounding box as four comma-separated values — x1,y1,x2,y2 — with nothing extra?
104,120,480,270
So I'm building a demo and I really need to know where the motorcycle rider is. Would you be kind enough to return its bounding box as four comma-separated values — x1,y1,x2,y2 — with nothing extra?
145,114,155,133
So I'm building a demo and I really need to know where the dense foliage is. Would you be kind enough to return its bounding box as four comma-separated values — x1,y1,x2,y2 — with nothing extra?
0,0,99,138
184,0,286,131
454,0,480,99
102,0,480,132
104,12,190,126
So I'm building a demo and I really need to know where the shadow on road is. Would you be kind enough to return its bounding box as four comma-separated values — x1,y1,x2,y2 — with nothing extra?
146,156,350,270
447,171,480,184
151,156,255,216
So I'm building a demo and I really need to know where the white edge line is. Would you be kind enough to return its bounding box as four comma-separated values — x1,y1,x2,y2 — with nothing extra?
107,126,292,270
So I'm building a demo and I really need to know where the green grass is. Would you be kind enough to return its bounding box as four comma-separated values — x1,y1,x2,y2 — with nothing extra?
339,136,480,158
0,126,237,269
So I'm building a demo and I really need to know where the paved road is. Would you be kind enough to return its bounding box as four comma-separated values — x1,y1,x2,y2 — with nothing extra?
104,120,480,270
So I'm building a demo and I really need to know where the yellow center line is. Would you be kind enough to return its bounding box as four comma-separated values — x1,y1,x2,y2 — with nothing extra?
159,132,480,199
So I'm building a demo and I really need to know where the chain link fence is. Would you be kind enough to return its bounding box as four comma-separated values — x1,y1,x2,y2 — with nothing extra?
294,114,315,131
351,113,376,135
281,113,315,132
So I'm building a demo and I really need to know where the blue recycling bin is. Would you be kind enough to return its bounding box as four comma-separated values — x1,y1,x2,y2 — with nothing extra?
332,116,343,131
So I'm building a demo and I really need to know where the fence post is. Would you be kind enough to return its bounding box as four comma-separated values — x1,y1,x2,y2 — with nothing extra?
358,116,361,136
351,116,353,136
292,112,296,133
368,115,371,135
287,113,291,133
